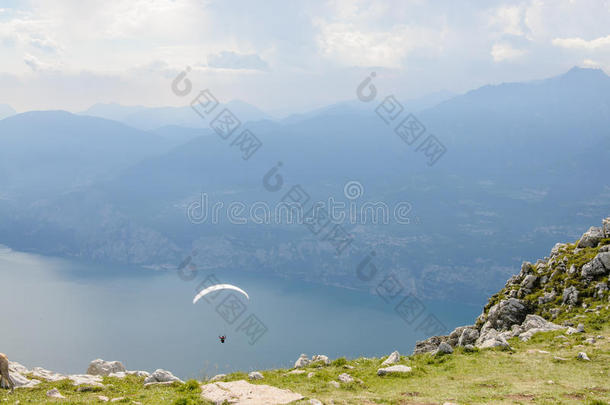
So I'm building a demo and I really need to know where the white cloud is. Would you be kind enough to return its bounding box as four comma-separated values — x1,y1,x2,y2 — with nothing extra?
491,42,526,62
552,34,610,50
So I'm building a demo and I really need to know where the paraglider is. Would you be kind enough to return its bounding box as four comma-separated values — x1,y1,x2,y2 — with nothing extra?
193,284,250,344
192,284,250,304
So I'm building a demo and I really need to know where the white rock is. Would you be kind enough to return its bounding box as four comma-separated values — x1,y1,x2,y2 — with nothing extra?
143,369,183,384
338,373,353,383
125,370,150,378
248,371,264,380
577,352,590,361
87,359,126,376
287,370,306,375
108,372,127,378
311,355,330,365
381,351,400,366
307,372,315,379
209,374,226,382
377,365,412,376
69,374,104,386
110,397,125,402
46,388,65,399
310,399,323,405
294,354,311,368
200,380,303,404
329,381,340,388
97,396,109,402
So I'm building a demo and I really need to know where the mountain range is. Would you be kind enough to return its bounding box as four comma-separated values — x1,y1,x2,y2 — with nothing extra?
0,67,608,305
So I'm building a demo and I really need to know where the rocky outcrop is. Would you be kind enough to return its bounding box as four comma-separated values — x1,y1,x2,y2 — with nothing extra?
562,286,579,305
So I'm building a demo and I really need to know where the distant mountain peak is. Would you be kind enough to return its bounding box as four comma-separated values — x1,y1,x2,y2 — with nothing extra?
562,65,608,80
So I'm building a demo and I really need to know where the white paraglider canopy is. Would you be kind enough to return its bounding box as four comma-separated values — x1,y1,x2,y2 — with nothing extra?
193,284,250,304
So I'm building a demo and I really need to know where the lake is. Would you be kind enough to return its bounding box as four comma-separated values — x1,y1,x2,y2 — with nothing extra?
0,246,480,379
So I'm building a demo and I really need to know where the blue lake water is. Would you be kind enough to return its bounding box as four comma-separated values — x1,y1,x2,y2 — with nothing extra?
0,246,480,379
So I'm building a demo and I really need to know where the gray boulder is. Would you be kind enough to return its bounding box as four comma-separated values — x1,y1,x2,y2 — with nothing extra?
377,365,412,376
517,315,564,341
603,217,610,238
87,359,126,376
143,369,183,385
562,286,579,305
435,342,453,355
577,352,590,361
413,335,448,354
538,290,556,305
484,298,528,331
520,275,538,291
475,328,511,349
381,351,400,366
457,327,479,347
582,254,610,279
577,226,604,248
248,371,264,380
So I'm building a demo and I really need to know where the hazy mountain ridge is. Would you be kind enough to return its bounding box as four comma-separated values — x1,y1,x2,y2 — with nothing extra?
0,67,609,305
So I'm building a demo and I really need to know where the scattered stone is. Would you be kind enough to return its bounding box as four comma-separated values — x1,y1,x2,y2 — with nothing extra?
436,342,454,355
377,365,412,376
248,371,264,380
381,351,400,366
97,396,109,402
209,374,225,382
463,344,475,352
287,370,306,375
338,373,353,383
143,369,183,385
576,323,585,333
110,397,125,402
521,275,538,290
46,388,65,399
200,380,303,404
343,365,354,369
87,359,126,376
585,338,596,344
310,400,323,405
555,335,567,339
294,354,311,368
329,381,340,388
562,286,579,306
307,372,315,379
577,352,590,361
554,356,568,361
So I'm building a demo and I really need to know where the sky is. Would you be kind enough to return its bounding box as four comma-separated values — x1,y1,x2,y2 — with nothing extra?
1,0,610,116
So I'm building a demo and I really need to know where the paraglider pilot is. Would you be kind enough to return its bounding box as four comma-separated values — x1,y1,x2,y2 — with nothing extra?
219,335,226,343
